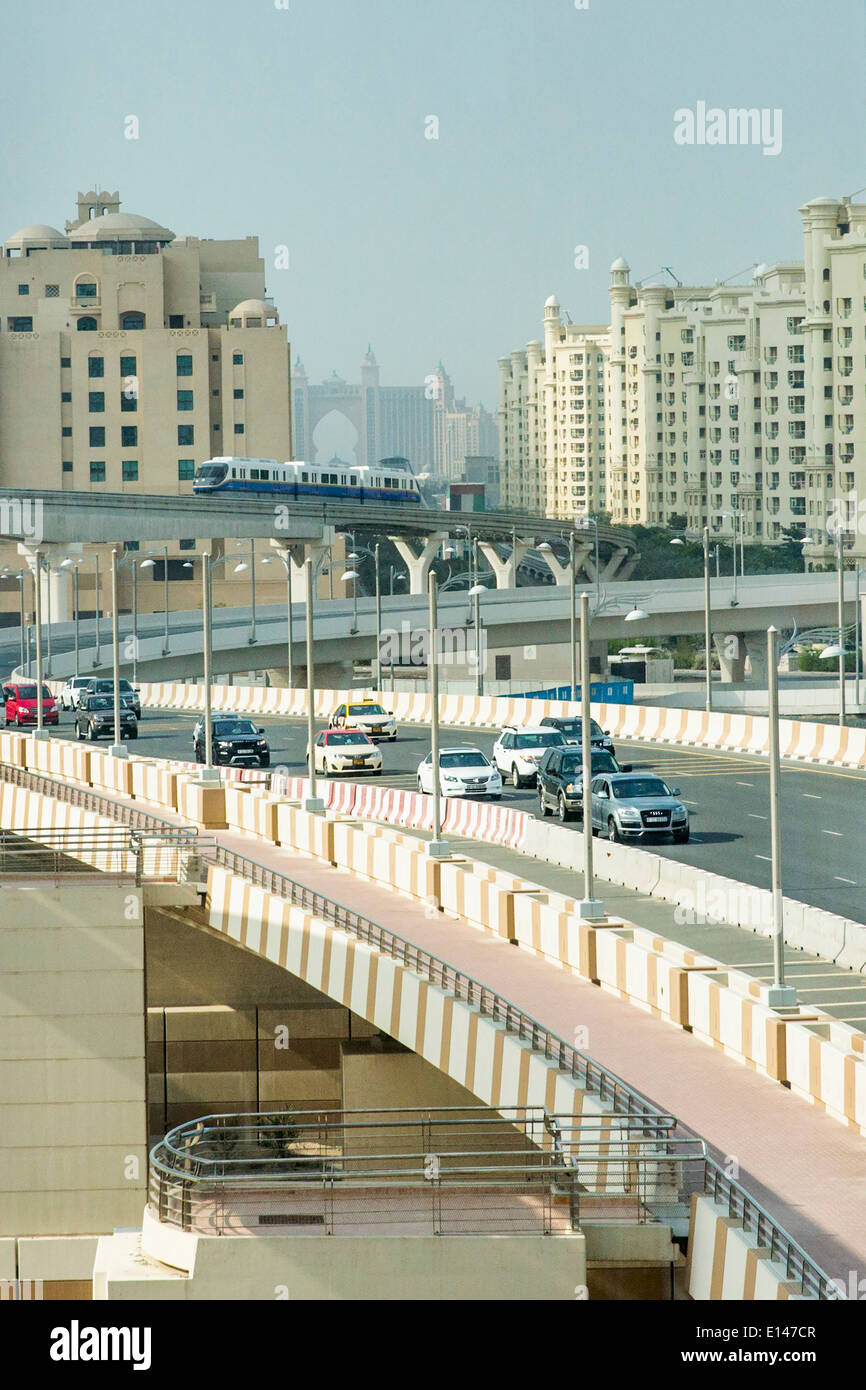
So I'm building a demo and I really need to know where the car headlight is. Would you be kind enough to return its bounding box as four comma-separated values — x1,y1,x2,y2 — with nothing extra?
672,806,687,819
619,808,641,823
217,741,231,748
565,783,581,794
443,775,460,783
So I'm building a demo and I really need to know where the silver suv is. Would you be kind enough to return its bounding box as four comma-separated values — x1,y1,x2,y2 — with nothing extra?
589,773,689,844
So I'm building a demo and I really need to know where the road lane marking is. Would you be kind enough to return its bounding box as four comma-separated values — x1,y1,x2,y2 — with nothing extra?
822,830,843,837
736,781,754,788
803,793,822,799
834,876,857,885
755,854,771,861
748,813,767,820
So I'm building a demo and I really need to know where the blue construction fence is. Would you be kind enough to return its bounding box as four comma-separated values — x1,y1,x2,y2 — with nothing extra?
522,680,634,705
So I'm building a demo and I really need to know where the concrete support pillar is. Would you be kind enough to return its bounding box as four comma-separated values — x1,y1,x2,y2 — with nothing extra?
18,542,78,622
540,544,591,586
713,632,747,683
743,631,770,685
616,553,640,582
601,545,630,581
388,533,448,596
270,532,334,600
477,538,533,590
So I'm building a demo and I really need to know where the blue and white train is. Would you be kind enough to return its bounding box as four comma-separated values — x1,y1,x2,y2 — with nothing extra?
192,456,424,505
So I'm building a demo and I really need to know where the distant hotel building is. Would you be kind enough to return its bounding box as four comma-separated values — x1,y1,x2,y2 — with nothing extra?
499,196,866,561
292,353,497,480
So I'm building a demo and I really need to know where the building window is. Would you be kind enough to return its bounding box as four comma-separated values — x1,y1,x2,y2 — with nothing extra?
61,391,71,403
62,426,72,437
122,460,139,481
233,388,244,399
178,425,194,446
45,284,59,297
89,462,106,482
62,460,73,473
88,392,105,413
169,315,184,329
234,423,244,434
176,354,193,376
120,392,137,413
121,425,137,447
77,317,98,331
232,353,243,365
119,355,136,376
177,390,193,410
89,426,105,446
17,284,29,295
179,538,195,550
60,356,71,368
120,311,145,330
76,281,97,299
178,459,195,481
9,317,33,332
88,356,104,378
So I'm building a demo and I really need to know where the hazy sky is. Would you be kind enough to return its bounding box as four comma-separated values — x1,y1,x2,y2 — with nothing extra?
4,0,865,406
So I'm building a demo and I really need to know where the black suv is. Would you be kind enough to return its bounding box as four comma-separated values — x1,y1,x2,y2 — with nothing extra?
75,695,138,741
83,678,142,720
537,746,629,822
539,715,616,757
194,717,270,767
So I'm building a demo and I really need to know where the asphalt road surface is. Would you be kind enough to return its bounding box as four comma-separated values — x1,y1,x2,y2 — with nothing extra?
44,704,866,926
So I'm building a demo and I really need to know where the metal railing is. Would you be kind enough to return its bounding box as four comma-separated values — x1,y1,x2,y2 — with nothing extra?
148,1107,702,1239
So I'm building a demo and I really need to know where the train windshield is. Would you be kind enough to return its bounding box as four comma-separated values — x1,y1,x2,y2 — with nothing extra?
195,463,228,484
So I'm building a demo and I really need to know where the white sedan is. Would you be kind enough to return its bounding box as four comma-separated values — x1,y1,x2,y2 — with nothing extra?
416,748,502,799
60,676,93,710
491,726,566,787
311,729,383,775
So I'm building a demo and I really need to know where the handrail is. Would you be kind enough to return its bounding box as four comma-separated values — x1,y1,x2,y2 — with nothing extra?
0,763,198,839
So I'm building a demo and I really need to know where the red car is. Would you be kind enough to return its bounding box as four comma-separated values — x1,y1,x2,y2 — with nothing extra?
2,681,59,727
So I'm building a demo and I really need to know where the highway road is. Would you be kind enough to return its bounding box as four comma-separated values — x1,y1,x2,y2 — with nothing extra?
41,704,866,926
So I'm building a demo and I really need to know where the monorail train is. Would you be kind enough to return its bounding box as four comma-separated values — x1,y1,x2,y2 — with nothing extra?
192,456,424,505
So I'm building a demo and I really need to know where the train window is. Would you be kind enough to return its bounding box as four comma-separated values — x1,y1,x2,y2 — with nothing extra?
250,469,259,479
231,468,237,478
350,475,357,485
340,475,347,484
302,472,308,482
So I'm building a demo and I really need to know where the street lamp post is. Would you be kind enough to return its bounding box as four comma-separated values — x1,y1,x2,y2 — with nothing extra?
468,582,486,696
766,625,797,1008
262,551,296,688
200,552,219,782
703,526,712,714
109,548,125,756
579,593,604,920
233,540,257,646
426,570,450,857
303,557,323,811
17,570,26,675
93,554,101,667
578,515,601,609
33,549,46,737
835,525,846,728
374,542,382,690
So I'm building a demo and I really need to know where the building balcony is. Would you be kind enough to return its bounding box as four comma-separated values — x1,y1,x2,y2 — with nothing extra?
71,296,101,311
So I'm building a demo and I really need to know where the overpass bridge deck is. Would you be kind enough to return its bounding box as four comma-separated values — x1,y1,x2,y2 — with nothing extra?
10,767,861,1286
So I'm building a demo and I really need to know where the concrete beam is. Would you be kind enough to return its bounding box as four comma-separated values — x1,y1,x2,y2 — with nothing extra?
388,533,448,595
539,544,592,587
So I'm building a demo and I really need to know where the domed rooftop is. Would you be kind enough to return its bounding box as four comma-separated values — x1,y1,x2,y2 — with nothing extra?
544,294,559,308
228,298,279,326
5,223,69,249
67,212,174,242
610,256,630,273
753,263,768,279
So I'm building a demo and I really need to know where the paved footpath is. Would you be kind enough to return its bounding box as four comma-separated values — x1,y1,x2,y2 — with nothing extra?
73,783,866,1283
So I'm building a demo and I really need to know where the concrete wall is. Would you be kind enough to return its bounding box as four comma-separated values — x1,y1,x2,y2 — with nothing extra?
0,884,148,1236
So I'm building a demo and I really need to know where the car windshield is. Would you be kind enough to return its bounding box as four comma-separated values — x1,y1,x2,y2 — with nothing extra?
14,685,49,700
561,753,617,775
349,704,386,716
553,719,605,738
611,778,670,799
514,732,563,748
214,721,259,737
117,681,134,692
93,681,114,692
88,697,113,710
328,732,372,746
440,752,490,768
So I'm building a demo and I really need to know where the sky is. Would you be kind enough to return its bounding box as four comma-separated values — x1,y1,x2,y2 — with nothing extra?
3,0,865,408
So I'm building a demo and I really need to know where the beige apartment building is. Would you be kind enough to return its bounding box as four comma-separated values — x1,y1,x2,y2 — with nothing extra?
0,189,317,629
498,298,609,519
501,198,866,562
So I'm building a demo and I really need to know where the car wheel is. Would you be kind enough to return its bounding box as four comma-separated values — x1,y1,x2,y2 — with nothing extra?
607,816,620,843
88,725,97,741
511,764,521,788
128,729,138,740
390,732,397,741
75,724,83,741
673,828,690,844
417,778,424,792
538,790,551,818
16,713,22,726
557,793,572,823
194,747,203,764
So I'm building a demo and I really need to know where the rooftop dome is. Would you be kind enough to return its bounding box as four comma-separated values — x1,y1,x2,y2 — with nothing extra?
753,263,768,279
544,294,559,308
228,298,279,326
5,223,69,249
67,212,174,242
610,256,630,273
